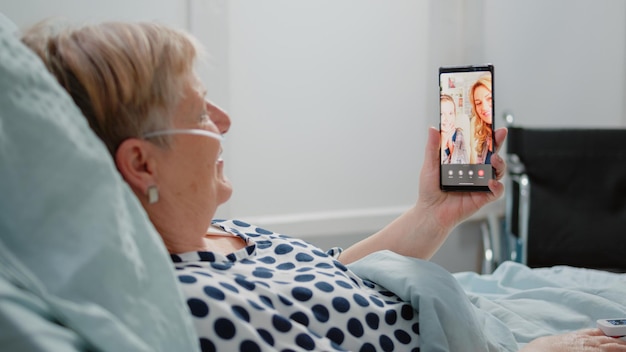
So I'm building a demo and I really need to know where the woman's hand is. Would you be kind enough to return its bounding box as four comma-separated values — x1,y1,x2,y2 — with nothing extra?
337,127,507,264
416,126,507,233
520,329,626,352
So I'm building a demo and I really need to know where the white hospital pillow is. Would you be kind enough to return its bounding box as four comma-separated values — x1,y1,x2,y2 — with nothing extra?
0,13,198,352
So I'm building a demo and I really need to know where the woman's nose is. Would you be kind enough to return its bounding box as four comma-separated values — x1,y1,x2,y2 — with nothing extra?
206,100,231,134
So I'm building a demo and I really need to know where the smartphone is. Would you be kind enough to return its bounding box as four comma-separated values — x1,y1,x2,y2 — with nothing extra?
439,64,495,192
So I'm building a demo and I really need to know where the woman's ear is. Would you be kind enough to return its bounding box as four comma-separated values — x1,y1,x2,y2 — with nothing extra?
115,139,158,197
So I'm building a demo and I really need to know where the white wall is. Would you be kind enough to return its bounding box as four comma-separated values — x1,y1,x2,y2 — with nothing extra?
2,0,625,273
197,0,626,272
0,0,186,29
214,1,430,239
484,0,626,128
189,0,434,261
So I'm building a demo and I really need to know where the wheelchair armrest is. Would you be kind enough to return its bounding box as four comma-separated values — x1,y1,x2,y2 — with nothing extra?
504,153,530,264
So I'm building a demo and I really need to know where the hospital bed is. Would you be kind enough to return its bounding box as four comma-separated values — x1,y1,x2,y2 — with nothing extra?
1,13,624,352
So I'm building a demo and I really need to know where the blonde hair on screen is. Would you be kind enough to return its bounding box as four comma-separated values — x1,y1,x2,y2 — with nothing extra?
469,75,492,157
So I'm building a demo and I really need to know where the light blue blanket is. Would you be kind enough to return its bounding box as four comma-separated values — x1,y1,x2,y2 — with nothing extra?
348,250,626,352
455,260,626,346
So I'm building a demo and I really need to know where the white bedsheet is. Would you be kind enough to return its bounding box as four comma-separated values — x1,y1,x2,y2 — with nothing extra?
454,261,626,347
348,250,626,352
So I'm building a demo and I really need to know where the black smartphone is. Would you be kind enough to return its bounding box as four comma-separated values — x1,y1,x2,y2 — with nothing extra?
439,64,495,192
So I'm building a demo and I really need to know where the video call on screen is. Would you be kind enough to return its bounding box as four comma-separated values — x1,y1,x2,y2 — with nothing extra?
440,68,493,188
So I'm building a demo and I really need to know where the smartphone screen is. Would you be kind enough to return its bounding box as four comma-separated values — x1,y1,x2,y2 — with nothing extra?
439,64,495,191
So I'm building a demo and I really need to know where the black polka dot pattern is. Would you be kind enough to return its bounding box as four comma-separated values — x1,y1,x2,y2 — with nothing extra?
173,220,420,351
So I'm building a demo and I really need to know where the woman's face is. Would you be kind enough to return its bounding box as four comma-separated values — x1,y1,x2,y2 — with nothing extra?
440,100,456,133
157,76,232,222
473,85,492,124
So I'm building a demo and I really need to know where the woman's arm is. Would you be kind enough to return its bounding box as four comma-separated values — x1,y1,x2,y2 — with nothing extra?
338,127,507,264
519,329,626,352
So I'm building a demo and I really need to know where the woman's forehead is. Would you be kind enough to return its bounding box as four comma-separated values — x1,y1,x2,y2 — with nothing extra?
184,76,207,103
171,79,206,123
187,74,206,96
474,85,490,96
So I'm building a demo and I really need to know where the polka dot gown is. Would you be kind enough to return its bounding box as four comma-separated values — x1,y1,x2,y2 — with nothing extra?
172,220,421,352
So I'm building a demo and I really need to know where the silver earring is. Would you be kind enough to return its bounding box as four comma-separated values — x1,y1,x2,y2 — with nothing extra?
147,185,159,204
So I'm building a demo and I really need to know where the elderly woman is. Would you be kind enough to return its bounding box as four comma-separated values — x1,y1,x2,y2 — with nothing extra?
21,21,622,352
